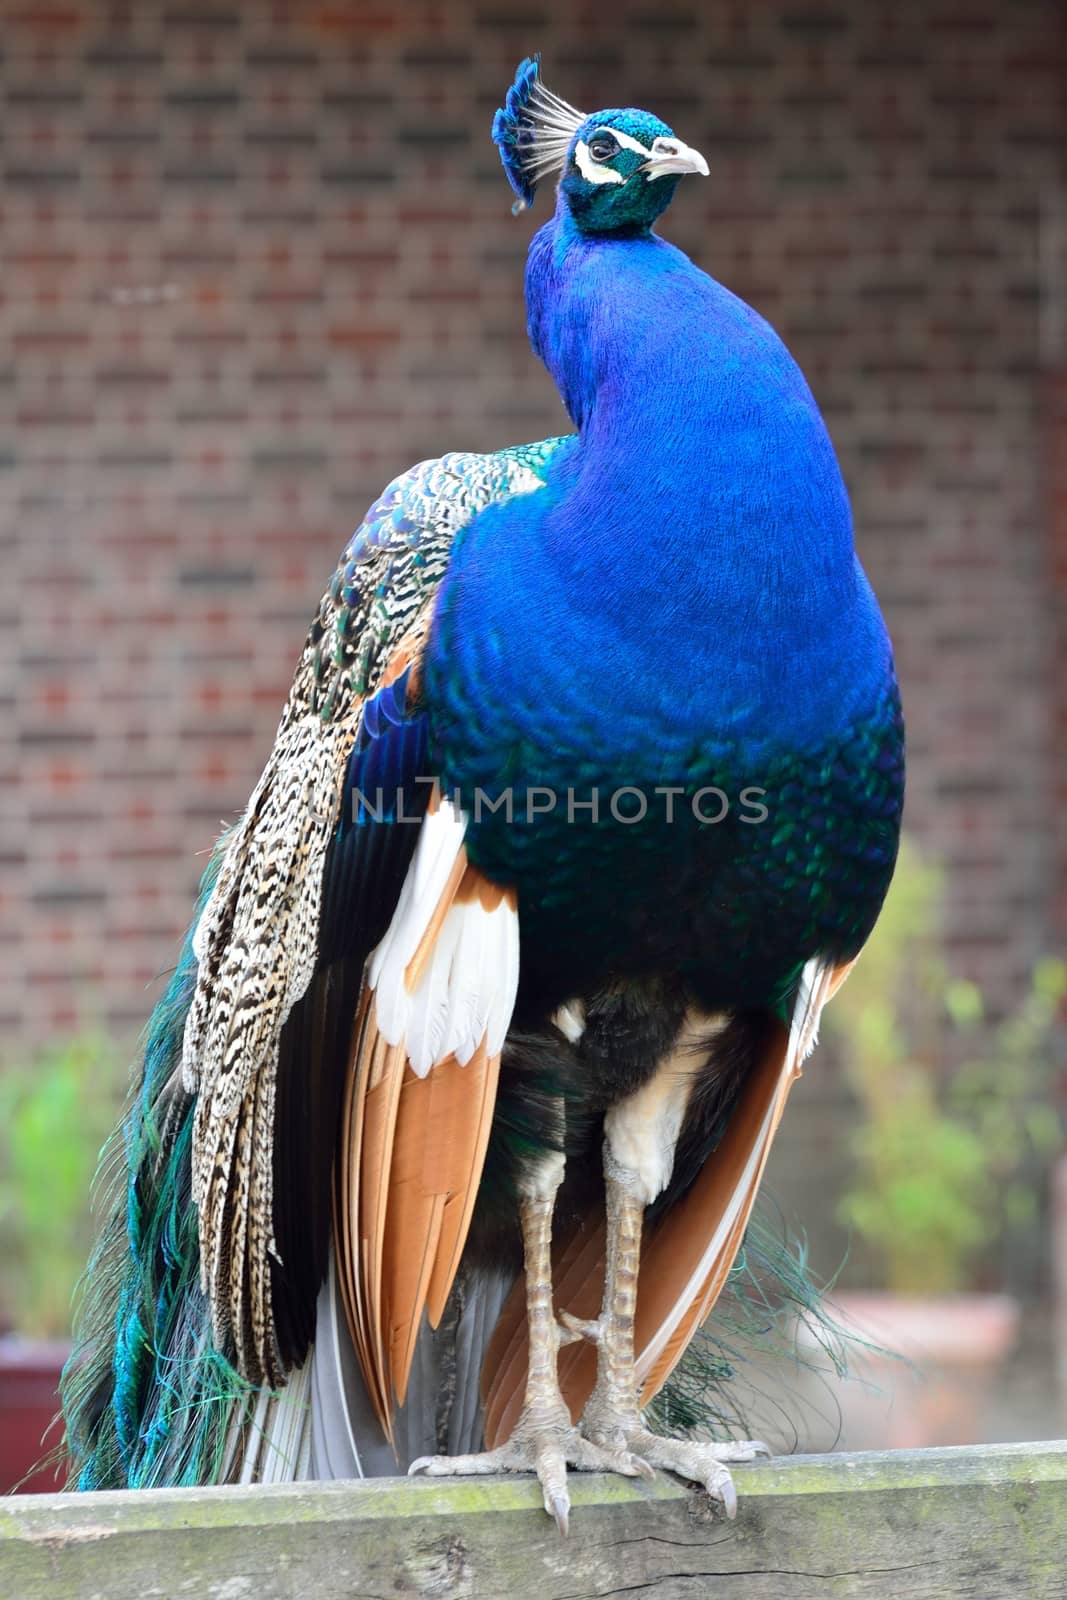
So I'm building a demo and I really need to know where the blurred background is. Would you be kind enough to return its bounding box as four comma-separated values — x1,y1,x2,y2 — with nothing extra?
1,0,1065,1489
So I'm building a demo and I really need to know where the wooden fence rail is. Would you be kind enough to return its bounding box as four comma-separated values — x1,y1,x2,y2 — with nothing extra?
3,1439,1066,1600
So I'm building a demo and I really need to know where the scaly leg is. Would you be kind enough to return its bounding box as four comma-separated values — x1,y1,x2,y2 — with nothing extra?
565,1146,769,1519
409,1153,651,1534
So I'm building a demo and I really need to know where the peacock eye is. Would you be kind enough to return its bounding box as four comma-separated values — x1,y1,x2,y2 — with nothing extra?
587,133,619,163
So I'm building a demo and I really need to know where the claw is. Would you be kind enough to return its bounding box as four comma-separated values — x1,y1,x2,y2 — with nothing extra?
546,1489,570,1536
597,1447,655,1480
405,1425,589,1537
408,1449,506,1478
591,1425,766,1519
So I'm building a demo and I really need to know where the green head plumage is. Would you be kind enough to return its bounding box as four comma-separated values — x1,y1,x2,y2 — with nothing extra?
492,56,709,235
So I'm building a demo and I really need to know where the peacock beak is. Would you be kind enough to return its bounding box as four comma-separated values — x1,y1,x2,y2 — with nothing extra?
642,137,710,181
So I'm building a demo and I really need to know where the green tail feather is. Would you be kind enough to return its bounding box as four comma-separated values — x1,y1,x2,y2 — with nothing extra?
61,836,259,1489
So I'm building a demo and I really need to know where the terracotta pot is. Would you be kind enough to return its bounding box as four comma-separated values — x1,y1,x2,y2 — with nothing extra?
796,1291,1021,1451
0,1336,71,1493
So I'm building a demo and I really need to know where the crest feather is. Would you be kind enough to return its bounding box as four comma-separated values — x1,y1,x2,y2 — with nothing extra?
492,55,585,213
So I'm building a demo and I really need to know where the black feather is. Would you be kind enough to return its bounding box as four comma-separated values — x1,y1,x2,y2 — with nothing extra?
269,668,432,1368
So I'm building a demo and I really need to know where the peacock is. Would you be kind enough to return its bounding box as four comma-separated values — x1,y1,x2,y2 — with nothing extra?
62,58,904,1531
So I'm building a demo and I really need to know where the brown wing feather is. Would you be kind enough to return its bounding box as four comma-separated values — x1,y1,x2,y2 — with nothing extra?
425,1039,499,1326
359,1032,409,1428
482,961,853,1447
635,960,855,1397
633,1023,791,1401
335,860,508,1442
383,1075,446,1404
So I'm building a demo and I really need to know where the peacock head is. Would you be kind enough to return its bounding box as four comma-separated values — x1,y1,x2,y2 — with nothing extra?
493,57,708,236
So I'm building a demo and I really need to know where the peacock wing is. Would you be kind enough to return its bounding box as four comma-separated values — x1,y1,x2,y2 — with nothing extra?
180,441,567,1393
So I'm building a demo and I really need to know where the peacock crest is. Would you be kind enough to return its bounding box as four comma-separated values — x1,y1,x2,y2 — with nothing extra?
492,55,585,212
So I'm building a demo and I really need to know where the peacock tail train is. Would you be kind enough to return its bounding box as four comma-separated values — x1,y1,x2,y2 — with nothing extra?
61,839,271,1491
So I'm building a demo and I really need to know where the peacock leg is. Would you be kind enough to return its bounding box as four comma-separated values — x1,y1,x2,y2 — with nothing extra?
409,1151,651,1534
568,1146,769,1519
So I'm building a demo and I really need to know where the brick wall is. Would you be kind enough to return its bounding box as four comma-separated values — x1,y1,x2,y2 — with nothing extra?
1,0,1064,1057
1042,371,1067,963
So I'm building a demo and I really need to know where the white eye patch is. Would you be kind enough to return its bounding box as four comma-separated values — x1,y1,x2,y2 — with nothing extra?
574,140,625,185
573,126,657,185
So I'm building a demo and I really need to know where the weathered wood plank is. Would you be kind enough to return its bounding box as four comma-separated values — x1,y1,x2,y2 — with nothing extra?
3,1441,1066,1600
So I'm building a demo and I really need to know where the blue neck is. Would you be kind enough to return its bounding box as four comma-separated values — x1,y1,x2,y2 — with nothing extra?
525,202,858,632
431,203,892,762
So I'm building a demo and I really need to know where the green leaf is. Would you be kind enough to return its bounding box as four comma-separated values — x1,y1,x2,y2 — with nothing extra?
0,1032,125,1338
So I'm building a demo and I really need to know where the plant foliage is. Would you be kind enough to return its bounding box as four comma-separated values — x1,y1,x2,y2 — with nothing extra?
828,839,1065,1294
0,1033,123,1338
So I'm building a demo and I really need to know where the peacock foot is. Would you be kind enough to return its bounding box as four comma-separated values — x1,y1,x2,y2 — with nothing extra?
409,1398,653,1535
577,1406,770,1519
